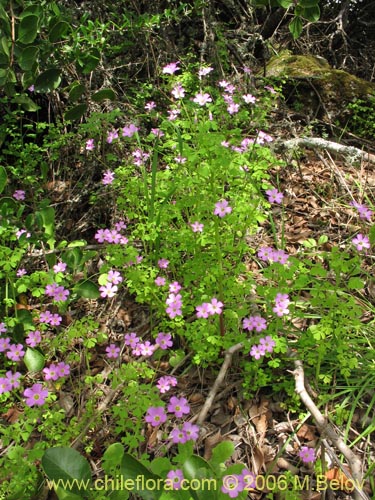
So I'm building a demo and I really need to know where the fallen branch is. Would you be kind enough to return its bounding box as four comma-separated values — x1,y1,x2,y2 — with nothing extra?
274,137,375,164
194,342,244,426
292,357,369,500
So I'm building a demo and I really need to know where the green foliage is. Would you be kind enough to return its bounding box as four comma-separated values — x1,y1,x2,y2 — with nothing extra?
347,96,375,139
0,43,373,500
251,0,320,38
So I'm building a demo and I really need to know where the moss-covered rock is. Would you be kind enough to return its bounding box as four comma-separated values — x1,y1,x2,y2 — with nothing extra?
265,51,375,132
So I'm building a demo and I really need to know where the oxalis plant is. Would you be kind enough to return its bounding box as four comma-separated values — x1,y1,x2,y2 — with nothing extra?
0,60,374,499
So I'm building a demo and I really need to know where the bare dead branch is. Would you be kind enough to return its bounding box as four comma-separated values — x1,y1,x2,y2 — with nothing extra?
292,358,369,500
194,342,244,426
274,137,375,165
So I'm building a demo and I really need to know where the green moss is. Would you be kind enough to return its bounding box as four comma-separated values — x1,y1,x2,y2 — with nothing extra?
265,52,375,132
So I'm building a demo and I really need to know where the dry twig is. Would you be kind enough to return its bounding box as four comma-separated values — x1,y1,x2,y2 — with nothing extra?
292,357,369,500
194,342,244,426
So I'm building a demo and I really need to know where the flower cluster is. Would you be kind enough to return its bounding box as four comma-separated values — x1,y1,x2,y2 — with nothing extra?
257,246,289,265
272,293,290,317
243,315,267,332
45,283,70,302
169,421,199,444
94,228,128,245
249,336,276,360
132,148,150,166
145,396,190,427
122,331,174,359
166,287,183,319
156,375,177,393
43,361,70,380
350,201,373,221
0,371,22,394
39,310,62,326
196,298,224,318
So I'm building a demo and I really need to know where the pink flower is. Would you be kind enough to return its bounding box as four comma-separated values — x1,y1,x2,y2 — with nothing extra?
5,371,21,389
52,286,70,302
155,276,166,286
196,303,210,319
206,298,224,315
190,221,204,232
145,101,156,112
352,233,370,251
221,474,245,498
157,375,177,393
49,313,62,326
243,94,256,104
249,344,266,360
156,332,173,349
264,85,277,94
227,102,240,114
122,124,138,137
0,377,11,394
182,422,200,441
169,427,188,444
24,383,48,407
106,344,120,358
145,406,167,426
158,258,169,269
168,396,190,418
151,128,164,138
193,93,212,106
259,336,276,353
43,364,59,381
124,332,140,348
102,170,115,185
0,337,11,352
100,283,118,298
162,61,180,74
139,341,155,357
107,270,123,284
166,304,182,319
166,470,184,490
171,84,185,99
169,281,182,293
266,188,283,204
214,199,232,217
56,361,70,377
298,446,316,463
13,190,25,201
16,268,27,277
25,330,42,347
6,343,25,362
198,66,213,76
53,261,67,273
174,155,186,163
106,130,118,144
273,293,290,317
85,139,95,151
